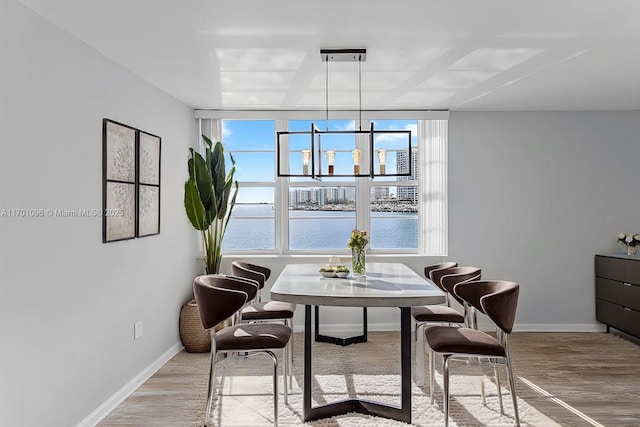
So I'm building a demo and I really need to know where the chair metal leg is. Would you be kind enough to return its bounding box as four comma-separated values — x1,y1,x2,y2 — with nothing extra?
267,351,278,427
286,318,293,389
481,374,486,406
494,364,504,415
443,355,451,427
416,322,425,387
429,349,435,405
288,317,294,364
283,345,289,405
505,357,520,427
204,338,218,427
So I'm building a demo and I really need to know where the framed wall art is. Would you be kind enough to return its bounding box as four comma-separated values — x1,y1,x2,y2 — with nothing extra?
102,119,161,243
137,131,161,237
103,119,137,242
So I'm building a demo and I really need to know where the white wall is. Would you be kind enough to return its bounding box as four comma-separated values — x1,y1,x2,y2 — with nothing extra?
223,110,640,333
449,111,640,330
0,1,200,426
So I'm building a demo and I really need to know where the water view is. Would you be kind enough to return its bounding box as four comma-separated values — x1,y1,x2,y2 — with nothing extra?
223,204,418,251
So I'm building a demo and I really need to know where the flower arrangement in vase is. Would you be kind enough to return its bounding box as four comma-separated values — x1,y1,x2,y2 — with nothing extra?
348,229,369,276
617,232,640,256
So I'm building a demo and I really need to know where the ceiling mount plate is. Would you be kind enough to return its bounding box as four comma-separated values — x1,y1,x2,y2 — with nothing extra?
321,48,367,62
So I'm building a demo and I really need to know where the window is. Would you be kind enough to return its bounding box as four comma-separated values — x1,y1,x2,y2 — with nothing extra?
202,114,448,255
220,120,275,251
368,120,418,250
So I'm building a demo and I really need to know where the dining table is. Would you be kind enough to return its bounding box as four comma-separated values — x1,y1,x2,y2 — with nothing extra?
270,262,446,423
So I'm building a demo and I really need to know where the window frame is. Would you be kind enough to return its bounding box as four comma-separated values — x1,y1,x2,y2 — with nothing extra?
199,111,448,256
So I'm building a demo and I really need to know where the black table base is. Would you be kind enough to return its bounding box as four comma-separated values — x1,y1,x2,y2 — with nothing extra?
314,305,367,346
303,305,412,423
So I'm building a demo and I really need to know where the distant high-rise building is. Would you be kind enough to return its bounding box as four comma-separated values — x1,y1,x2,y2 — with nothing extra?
289,188,318,205
289,187,355,206
371,186,390,200
396,147,418,201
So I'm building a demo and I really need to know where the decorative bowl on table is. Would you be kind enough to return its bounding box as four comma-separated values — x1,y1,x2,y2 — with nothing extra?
319,268,337,278
335,266,350,278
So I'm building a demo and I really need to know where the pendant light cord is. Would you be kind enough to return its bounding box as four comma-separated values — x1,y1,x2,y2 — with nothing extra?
325,56,329,131
358,54,362,131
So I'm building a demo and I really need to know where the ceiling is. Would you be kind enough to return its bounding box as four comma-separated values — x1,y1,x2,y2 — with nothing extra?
18,0,640,111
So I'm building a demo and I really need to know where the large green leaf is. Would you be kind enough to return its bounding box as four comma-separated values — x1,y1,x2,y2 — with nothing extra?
221,181,239,236
202,134,213,151
188,149,213,206
217,166,235,220
210,141,226,200
184,180,209,231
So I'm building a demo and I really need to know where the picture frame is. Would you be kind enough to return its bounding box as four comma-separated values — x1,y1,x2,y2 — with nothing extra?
103,119,137,242
102,119,161,242
137,130,161,237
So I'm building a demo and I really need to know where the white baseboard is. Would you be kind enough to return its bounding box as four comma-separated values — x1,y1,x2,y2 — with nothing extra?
76,341,184,427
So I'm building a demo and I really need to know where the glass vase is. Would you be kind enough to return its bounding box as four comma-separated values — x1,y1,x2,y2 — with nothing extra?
352,248,366,276
628,245,637,256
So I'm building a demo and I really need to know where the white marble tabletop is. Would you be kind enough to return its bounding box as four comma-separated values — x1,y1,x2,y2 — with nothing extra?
271,262,446,307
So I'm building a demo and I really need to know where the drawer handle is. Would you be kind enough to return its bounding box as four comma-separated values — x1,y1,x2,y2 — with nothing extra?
623,283,633,287
624,307,631,311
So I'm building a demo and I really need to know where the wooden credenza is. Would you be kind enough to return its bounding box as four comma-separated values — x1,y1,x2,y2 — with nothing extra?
595,254,640,338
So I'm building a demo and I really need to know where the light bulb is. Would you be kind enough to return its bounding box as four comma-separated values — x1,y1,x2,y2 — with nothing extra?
301,149,311,175
352,149,361,175
326,150,336,175
377,149,387,175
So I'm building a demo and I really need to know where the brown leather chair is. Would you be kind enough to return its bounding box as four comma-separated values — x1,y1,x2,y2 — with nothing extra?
231,262,295,324
419,267,482,399
426,280,521,427
424,261,458,283
231,261,272,301
413,263,482,388
231,261,296,374
194,275,292,427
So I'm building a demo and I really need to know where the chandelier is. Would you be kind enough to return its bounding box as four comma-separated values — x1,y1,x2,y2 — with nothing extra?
276,48,412,179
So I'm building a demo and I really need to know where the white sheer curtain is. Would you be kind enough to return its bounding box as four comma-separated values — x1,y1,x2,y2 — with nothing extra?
197,118,222,153
420,119,448,255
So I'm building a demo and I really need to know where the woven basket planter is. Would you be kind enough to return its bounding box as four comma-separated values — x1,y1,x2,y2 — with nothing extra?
179,299,213,353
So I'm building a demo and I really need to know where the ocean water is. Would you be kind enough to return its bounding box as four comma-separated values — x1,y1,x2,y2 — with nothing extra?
223,204,417,251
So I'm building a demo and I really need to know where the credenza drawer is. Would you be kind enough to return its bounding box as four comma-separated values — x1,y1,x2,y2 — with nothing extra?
595,277,640,311
595,256,625,281
625,259,640,285
596,299,640,337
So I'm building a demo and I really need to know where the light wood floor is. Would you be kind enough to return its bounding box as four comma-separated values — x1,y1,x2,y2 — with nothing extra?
99,332,640,426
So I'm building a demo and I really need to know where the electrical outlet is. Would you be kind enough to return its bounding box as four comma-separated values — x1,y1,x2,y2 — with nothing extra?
134,321,143,340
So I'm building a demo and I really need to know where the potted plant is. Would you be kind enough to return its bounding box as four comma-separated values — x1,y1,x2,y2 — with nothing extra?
180,135,238,352
617,232,640,256
348,229,369,276
184,135,238,274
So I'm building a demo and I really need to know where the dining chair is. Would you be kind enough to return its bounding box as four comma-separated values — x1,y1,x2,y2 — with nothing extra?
231,261,272,301
415,266,482,390
424,261,458,284
415,262,458,348
425,280,520,427
231,261,296,373
414,262,478,387
193,275,292,427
